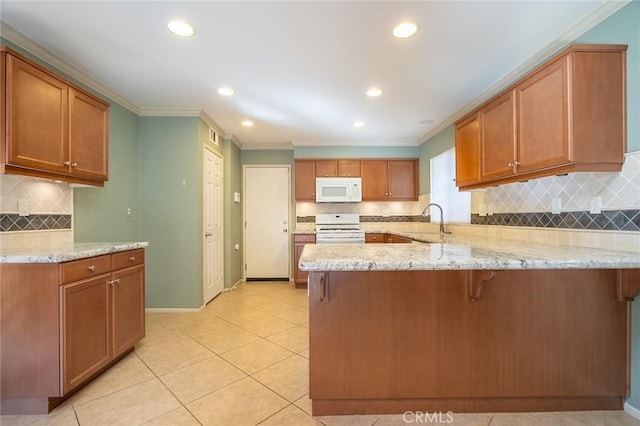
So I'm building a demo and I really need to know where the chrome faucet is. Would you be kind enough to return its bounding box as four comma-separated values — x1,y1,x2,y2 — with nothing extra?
422,203,451,235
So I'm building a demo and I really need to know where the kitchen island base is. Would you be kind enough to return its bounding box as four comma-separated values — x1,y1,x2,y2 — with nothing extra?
308,269,638,416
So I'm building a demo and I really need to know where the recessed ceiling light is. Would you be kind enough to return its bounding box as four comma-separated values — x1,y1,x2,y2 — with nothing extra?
393,21,419,39
353,121,365,128
366,88,383,97
167,20,196,37
241,120,254,127
217,87,235,96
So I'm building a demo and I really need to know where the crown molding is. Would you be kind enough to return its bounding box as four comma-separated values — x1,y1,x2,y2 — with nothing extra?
222,134,244,149
0,21,141,115
238,141,294,151
417,0,631,145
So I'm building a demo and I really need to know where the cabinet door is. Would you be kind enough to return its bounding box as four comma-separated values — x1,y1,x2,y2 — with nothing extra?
365,233,385,243
61,275,111,394
455,115,481,188
361,160,388,200
6,54,68,174
517,57,570,173
112,265,145,358
388,160,417,200
68,88,109,181
315,160,338,177
338,160,361,177
294,160,316,200
480,90,516,181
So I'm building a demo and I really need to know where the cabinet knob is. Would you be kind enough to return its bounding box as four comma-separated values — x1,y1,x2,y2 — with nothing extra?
71,162,78,168
63,161,71,166
88,265,96,271
129,256,136,261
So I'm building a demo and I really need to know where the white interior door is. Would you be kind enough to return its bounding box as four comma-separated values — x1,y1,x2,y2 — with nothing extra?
244,166,290,279
204,148,224,303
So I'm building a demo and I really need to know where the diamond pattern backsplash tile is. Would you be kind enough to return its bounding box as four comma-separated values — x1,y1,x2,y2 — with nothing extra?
485,151,640,213
1,175,73,232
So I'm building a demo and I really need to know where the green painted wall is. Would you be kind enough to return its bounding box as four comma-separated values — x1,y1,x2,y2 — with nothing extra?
74,104,140,241
139,117,202,309
223,139,243,288
294,146,419,159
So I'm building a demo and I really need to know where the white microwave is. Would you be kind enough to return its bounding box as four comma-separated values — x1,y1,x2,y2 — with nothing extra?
316,177,362,203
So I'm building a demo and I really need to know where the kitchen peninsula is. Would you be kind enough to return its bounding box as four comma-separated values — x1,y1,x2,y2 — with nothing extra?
0,242,148,414
299,235,640,415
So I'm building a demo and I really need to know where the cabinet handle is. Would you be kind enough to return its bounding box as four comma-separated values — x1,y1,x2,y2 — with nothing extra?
71,162,78,168
63,161,71,166
107,278,120,286
88,265,96,271
319,273,329,302
129,256,136,261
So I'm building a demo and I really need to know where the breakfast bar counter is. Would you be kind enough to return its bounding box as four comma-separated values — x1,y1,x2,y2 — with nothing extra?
299,236,640,416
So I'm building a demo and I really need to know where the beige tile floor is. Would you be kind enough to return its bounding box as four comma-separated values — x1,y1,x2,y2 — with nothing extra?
2,280,639,426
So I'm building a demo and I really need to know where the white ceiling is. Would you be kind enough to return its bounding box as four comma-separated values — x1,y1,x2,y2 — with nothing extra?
0,1,626,149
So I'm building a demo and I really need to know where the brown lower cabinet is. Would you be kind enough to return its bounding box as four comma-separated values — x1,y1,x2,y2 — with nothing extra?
308,269,634,415
293,233,315,288
365,233,412,243
0,249,145,414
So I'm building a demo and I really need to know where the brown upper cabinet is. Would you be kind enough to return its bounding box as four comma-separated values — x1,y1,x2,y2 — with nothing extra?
294,158,418,201
1,47,109,186
361,159,418,201
313,159,362,177
455,44,627,190
294,160,316,200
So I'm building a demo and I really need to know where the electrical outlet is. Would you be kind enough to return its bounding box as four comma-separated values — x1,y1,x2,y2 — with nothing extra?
18,199,29,217
590,196,601,214
551,198,562,214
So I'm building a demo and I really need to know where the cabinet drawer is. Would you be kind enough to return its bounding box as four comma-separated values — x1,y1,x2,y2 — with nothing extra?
113,249,144,270
294,234,316,243
60,255,111,284
365,233,385,243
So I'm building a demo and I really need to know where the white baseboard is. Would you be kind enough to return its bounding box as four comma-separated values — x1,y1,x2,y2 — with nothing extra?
223,278,244,292
145,306,204,313
625,402,640,420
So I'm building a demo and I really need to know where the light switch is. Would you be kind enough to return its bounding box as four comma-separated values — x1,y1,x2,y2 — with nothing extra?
552,198,562,214
234,192,241,203
590,196,601,214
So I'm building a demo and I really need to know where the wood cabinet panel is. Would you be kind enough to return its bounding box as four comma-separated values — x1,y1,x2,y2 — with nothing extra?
6,54,68,175
309,268,631,415
470,269,626,397
361,160,388,200
315,160,338,177
293,234,315,287
61,276,111,394
456,44,626,190
338,160,361,177
2,47,109,186
517,57,570,173
365,233,385,243
455,114,481,187
294,160,316,201
0,249,145,414
480,90,516,181
112,265,145,358
309,271,472,399
388,160,417,200
68,88,109,180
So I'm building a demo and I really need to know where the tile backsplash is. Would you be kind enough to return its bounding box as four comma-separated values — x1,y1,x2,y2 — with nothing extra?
0,174,73,248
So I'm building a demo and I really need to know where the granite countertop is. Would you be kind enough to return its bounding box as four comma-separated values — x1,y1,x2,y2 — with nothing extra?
0,242,149,263
299,232,640,271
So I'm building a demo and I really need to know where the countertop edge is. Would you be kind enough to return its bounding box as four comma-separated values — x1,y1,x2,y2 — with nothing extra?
1,242,149,263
